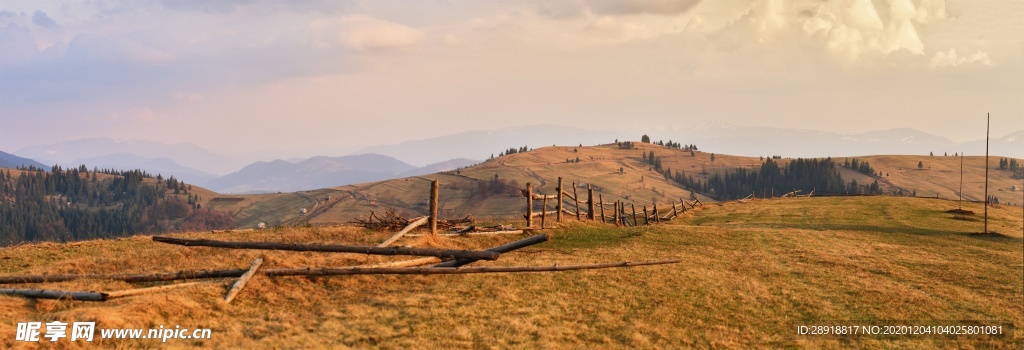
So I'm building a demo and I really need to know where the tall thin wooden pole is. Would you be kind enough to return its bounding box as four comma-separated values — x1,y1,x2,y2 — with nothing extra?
959,152,964,210
526,182,533,228
599,194,606,223
632,204,637,225
556,177,563,223
653,203,660,223
984,113,990,234
430,180,439,234
573,182,581,220
643,206,649,225
587,185,594,220
672,200,678,217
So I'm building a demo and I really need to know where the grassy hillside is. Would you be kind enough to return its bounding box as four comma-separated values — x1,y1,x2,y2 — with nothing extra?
853,155,1023,205
297,143,721,227
243,143,1023,228
1,196,1021,348
59,143,1018,231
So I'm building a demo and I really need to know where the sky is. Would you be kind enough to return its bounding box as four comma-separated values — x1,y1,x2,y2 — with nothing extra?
1,0,1022,157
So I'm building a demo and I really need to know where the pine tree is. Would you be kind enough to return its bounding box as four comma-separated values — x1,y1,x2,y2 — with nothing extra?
918,161,923,169
641,134,651,143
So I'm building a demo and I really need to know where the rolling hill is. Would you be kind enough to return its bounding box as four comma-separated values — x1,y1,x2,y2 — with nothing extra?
9,141,1015,233
209,142,1022,230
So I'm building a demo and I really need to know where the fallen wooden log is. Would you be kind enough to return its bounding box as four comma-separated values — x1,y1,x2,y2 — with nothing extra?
1,257,679,284
352,257,441,268
434,234,549,268
530,194,558,200
378,216,427,247
270,259,682,277
152,236,499,261
224,258,263,304
407,230,525,237
0,269,249,284
1,288,108,301
106,281,219,299
452,225,476,235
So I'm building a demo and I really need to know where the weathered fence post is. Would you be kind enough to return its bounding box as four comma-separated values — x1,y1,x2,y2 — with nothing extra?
654,203,660,223
430,180,439,234
526,182,533,228
643,206,649,225
587,185,594,220
620,202,627,226
632,204,638,225
672,200,678,217
613,201,619,226
573,182,581,220
680,197,686,213
541,195,547,229
599,194,606,223
556,177,563,223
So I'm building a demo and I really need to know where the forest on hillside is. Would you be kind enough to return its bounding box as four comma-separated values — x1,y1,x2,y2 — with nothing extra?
0,166,233,245
664,157,882,201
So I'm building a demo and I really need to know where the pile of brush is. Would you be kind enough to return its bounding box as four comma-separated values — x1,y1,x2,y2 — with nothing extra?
349,208,474,231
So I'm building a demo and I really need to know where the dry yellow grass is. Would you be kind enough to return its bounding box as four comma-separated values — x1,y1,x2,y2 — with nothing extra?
1,196,1022,348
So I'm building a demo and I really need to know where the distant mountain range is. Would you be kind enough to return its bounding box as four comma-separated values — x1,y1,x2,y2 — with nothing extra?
75,153,218,184
14,137,242,175
0,150,47,169
202,154,479,194
8,125,1021,194
670,126,1024,159
360,124,1024,164
359,124,622,166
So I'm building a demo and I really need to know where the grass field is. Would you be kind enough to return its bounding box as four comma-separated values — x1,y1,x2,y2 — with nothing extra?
1,196,1022,348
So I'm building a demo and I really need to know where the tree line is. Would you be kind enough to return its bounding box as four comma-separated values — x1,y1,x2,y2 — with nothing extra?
664,158,882,200
0,165,233,246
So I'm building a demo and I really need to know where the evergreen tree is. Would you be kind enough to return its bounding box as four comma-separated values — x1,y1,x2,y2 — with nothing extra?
918,161,923,169
641,134,651,143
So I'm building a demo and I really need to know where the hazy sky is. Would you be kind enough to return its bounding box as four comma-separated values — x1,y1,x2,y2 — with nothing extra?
1,0,1021,156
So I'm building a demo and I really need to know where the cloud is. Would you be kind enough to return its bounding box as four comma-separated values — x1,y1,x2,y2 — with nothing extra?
342,17,422,51
160,0,357,14
0,23,38,65
31,10,56,28
309,15,422,51
929,48,991,70
587,0,702,16
64,34,175,65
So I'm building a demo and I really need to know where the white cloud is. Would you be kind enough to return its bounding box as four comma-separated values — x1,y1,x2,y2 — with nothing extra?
309,15,422,51
929,48,991,70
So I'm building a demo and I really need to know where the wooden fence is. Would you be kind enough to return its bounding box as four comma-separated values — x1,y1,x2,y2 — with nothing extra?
521,177,703,229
